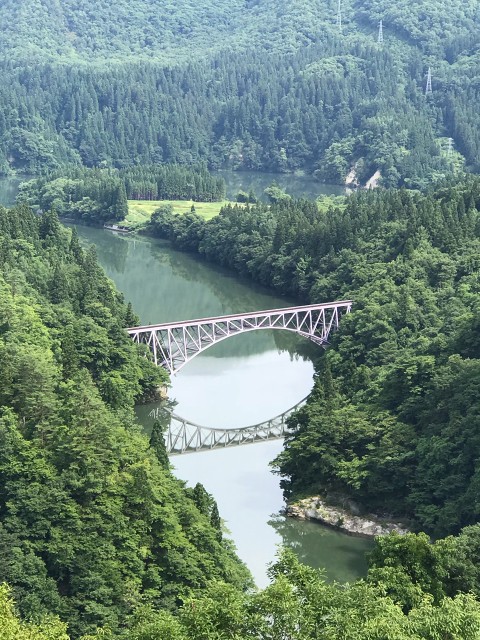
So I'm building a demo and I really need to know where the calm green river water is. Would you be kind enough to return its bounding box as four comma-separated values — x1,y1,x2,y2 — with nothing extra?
0,176,24,206
215,170,345,201
1,174,371,587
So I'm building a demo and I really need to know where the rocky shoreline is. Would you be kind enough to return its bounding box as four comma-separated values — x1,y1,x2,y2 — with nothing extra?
285,496,409,538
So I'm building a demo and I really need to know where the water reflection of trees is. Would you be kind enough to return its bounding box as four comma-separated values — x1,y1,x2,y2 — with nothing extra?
77,226,324,361
152,238,289,314
273,330,323,363
75,224,131,274
0,177,23,207
150,239,326,360
215,170,345,202
136,398,177,437
268,514,372,584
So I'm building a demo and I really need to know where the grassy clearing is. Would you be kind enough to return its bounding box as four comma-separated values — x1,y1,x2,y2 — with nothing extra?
125,199,234,226
124,197,344,228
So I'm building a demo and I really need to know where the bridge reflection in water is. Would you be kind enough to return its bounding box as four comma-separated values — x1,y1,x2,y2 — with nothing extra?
149,398,306,455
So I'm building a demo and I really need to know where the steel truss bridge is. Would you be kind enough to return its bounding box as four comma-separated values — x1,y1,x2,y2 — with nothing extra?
149,397,307,455
127,300,352,375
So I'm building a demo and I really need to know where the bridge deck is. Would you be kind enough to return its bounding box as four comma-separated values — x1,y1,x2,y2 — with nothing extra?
126,300,353,332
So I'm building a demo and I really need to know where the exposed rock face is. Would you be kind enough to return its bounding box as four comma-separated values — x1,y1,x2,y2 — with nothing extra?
285,497,409,537
365,170,381,189
345,167,359,188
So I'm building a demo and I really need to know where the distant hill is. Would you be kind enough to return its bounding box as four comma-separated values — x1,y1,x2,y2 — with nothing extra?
0,0,356,63
0,0,477,62
0,0,246,62
0,0,479,185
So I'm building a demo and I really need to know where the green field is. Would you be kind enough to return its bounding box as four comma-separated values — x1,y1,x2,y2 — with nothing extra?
125,199,233,226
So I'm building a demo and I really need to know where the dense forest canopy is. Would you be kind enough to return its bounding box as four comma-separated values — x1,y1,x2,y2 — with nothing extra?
0,0,478,62
5,179,480,637
0,0,244,63
5,539,480,639
4,174,480,638
3,0,480,636
0,0,478,184
0,204,251,637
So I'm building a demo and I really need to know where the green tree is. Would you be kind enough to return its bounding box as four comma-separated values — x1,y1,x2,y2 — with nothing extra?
149,420,169,469
0,584,69,640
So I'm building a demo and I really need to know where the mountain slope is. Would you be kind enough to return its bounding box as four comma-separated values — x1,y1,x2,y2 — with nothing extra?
0,0,479,184
0,0,246,62
0,204,251,637
1,0,478,62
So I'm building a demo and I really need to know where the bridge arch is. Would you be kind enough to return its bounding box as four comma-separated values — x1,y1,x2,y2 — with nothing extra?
149,396,308,455
127,301,352,375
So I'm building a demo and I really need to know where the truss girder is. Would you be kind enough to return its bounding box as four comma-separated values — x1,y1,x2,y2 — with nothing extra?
127,301,352,375
148,396,308,455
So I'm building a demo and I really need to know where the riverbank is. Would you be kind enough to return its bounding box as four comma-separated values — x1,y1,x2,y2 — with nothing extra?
285,496,409,537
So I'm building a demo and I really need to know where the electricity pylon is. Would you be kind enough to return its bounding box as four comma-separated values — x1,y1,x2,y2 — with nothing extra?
425,67,432,95
378,20,384,43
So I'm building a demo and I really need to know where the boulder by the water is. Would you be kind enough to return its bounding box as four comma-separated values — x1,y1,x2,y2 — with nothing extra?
285,497,408,537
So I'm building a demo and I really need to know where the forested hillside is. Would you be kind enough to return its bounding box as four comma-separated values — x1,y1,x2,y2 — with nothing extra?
0,0,479,184
147,176,480,538
1,0,477,62
0,204,251,637
0,0,245,62
3,1,480,636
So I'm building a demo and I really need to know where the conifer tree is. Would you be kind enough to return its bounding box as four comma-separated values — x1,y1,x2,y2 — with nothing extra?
149,420,169,469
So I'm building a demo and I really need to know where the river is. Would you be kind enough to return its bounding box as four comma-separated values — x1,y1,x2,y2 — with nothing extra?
0,174,372,587
0,176,24,206
215,170,345,201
